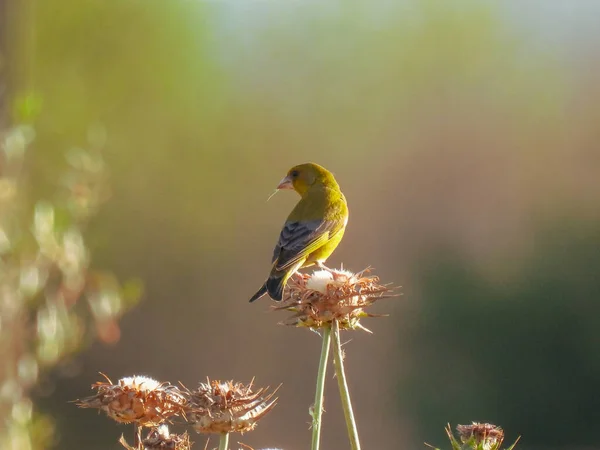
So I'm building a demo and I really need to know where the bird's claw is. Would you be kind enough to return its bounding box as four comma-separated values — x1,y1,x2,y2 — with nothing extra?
316,262,335,274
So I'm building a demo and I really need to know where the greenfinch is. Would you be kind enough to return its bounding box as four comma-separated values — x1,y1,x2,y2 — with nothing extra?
249,163,349,302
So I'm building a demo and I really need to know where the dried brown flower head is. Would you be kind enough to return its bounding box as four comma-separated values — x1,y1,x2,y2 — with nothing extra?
184,378,278,434
118,425,191,450
273,268,397,331
142,425,191,450
439,422,519,450
456,423,504,448
76,374,187,426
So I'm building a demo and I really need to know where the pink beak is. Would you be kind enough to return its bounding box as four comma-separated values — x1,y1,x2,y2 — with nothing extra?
277,175,294,190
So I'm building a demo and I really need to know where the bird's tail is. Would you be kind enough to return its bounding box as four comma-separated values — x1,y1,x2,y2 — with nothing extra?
249,269,293,302
265,272,287,301
249,284,268,303
249,260,305,302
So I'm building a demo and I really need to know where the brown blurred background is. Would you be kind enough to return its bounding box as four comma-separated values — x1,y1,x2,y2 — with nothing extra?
2,1,600,449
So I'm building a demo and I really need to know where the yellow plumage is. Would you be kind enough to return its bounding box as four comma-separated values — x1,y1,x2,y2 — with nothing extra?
250,163,349,302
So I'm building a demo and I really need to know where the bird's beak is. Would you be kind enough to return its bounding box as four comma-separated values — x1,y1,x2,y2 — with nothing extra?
277,175,294,190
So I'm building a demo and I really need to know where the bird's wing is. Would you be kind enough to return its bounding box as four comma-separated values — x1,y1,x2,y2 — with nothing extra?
272,219,342,271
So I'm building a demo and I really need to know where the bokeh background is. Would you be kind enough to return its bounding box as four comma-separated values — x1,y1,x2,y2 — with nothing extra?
2,1,600,449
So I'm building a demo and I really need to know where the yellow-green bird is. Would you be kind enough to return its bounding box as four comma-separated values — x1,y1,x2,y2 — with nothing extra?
249,162,349,302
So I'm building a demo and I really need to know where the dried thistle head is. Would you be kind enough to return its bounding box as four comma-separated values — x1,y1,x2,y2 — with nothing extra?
442,422,519,450
76,374,187,426
141,425,192,450
456,423,504,448
184,378,278,434
273,268,397,331
118,425,191,450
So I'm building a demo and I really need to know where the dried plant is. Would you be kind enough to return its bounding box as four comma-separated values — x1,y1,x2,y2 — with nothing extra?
273,268,397,332
76,375,279,450
77,375,187,427
456,423,505,449
428,423,520,450
119,424,192,450
183,378,279,435
271,266,398,450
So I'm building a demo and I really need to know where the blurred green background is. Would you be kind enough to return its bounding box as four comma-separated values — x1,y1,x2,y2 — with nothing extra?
2,1,600,449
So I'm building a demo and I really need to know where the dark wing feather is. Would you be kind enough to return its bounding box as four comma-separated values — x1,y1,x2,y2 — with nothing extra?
272,219,338,271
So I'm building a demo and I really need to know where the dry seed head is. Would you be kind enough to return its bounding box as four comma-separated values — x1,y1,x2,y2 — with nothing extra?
142,424,192,450
76,374,187,426
184,378,278,434
454,423,505,450
274,268,397,331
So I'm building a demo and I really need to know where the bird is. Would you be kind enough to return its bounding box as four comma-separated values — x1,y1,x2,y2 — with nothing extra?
249,162,349,302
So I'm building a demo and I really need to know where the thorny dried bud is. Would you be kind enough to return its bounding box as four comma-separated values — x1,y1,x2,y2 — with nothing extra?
119,425,191,450
273,268,397,332
442,422,519,450
457,423,504,448
142,425,191,450
76,375,187,426
183,378,279,434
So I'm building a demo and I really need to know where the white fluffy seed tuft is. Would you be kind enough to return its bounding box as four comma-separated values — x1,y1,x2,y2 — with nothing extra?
119,375,161,391
306,270,333,293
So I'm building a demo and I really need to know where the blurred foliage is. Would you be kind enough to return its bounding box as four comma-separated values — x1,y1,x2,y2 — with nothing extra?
0,122,140,449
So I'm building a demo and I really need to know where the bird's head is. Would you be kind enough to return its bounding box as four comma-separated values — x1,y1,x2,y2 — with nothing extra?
277,163,338,196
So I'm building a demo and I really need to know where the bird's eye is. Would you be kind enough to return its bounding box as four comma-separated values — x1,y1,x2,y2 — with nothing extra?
290,170,299,178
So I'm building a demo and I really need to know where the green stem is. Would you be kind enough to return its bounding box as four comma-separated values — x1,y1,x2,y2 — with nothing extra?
332,319,361,450
218,432,230,450
311,325,332,450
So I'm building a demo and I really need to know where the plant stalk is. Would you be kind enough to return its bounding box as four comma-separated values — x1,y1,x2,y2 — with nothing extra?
133,423,141,449
311,325,332,450
218,432,230,450
332,319,361,450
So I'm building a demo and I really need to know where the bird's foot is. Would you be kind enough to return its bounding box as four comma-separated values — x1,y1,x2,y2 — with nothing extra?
316,262,336,274
290,268,303,281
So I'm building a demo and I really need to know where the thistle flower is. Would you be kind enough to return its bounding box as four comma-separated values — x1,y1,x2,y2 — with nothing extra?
273,268,397,331
441,422,519,450
184,378,279,434
76,374,187,426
